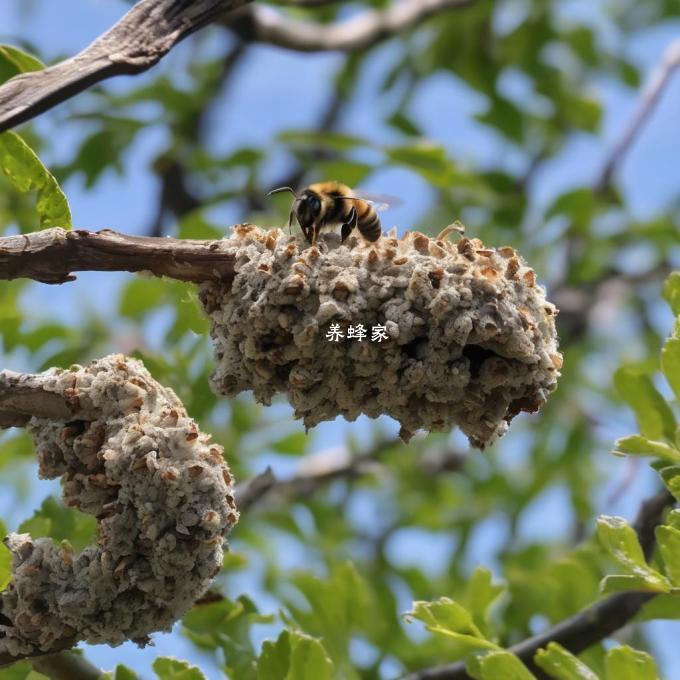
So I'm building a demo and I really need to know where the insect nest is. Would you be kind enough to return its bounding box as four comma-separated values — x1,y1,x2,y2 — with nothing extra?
0,355,237,658
200,225,562,447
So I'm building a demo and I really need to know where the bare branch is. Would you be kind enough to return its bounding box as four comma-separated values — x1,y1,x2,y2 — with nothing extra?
227,0,474,53
0,369,98,425
0,0,253,133
0,228,235,285
596,37,680,193
402,489,676,680
31,652,102,680
235,440,467,511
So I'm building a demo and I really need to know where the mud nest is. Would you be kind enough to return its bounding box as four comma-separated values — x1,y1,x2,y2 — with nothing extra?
0,355,237,657
200,225,562,447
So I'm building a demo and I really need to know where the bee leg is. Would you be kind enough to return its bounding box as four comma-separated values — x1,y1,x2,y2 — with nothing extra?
340,207,358,242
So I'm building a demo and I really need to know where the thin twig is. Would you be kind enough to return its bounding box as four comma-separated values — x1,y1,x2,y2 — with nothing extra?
595,37,680,193
227,0,474,53
0,0,253,133
235,440,467,511
401,488,676,680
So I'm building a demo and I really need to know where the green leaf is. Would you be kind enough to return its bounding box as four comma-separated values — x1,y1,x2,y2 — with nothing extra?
461,566,505,630
119,278,167,319
546,189,595,234
0,132,72,229
604,646,659,680
405,598,496,654
596,516,670,592
661,336,680,402
659,465,680,501
475,95,524,143
257,631,292,680
656,524,680,586
0,45,44,85
278,130,369,152
270,432,308,456
0,662,45,680
467,650,535,680
663,273,680,316
613,367,676,441
385,144,456,187
101,666,139,680
0,520,11,592
113,666,138,680
666,509,680,532
612,435,680,463
535,642,599,680
638,593,680,620
152,657,206,680
18,496,97,552
600,574,665,595
315,160,374,188
286,632,333,680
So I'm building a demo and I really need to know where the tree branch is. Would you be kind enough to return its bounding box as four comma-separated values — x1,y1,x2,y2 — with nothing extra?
0,0,253,133
596,37,680,193
0,369,99,426
227,0,474,53
31,651,102,680
0,228,235,284
402,488,676,680
235,440,467,511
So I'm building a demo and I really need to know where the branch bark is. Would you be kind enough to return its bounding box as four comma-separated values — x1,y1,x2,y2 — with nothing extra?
0,228,235,285
227,0,474,53
31,652,102,680
0,0,253,133
596,37,680,192
402,488,676,680
0,369,99,428
235,440,467,511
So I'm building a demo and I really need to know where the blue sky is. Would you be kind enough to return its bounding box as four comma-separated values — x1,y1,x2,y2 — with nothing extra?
2,0,680,677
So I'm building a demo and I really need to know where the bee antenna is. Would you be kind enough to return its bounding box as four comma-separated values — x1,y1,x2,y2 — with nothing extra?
267,186,297,197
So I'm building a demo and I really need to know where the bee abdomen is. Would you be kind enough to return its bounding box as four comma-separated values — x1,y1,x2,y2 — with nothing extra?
357,209,381,242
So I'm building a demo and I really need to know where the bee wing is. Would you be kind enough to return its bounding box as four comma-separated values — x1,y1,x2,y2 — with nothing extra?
351,190,402,212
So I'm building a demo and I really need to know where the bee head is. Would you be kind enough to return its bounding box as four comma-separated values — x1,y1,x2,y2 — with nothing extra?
297,190,322,228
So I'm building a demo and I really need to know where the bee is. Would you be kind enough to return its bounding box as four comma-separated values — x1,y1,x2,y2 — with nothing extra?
267,181,384,245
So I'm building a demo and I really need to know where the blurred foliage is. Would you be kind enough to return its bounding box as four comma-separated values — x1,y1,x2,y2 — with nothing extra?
0,0,679,678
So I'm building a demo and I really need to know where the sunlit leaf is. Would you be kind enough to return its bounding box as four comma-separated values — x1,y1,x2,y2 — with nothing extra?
656,524,680,586
613,435,680,463
613,367,676,441
467,650,535,680
535,642,599,680
596,516,669,592
152,657,206,680
661,336,680,402
0,131,72,229
604,646,659,680
663,273,680,317
0,44,43,84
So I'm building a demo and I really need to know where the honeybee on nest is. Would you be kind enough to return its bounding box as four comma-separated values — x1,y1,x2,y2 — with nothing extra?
267,181,395,245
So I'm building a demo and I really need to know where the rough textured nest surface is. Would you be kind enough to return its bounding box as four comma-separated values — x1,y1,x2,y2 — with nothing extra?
0,355,237,658
200,225,562,447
